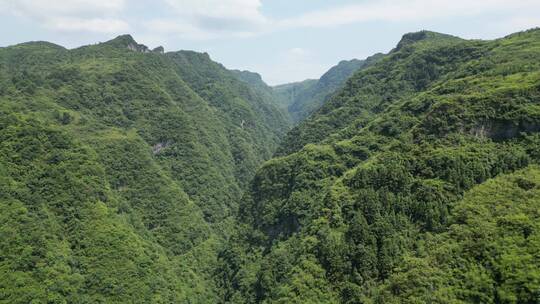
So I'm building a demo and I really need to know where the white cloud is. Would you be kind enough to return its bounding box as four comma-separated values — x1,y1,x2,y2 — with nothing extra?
0,0,539,39
47,17,129,33
277,0,540,29
146,0,540,40
4,0,126,16
164,0,266,25
0,0,128,33
151,0,268,38
145,19,258,40
287,47,308,57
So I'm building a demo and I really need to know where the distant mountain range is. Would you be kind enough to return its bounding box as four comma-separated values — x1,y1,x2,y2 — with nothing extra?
273,55,384,122
233,55,386,124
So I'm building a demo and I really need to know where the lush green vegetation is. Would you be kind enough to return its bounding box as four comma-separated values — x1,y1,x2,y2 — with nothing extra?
273,55,383,123
375,165,540,303
0,35,289,303
2,28,540,303
272,79,317,111
219,29,540,303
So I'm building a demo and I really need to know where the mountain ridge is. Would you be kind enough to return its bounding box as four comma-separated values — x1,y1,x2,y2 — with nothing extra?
272,54,384,123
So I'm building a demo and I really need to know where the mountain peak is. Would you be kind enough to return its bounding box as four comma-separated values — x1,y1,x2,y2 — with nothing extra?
232,70,263,82
11,41,66,51
395,30,462,51
104,34,151,53
152,46,165,54
107,34,137,45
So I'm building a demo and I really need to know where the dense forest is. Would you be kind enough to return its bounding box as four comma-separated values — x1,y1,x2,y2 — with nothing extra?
0,34,289,302
221,29,540,303
1,28,539,304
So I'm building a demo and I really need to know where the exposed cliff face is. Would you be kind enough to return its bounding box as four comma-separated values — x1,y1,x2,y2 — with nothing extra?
472,120,540,140
127,42,150,53
152,46,165,54
102,34,166,54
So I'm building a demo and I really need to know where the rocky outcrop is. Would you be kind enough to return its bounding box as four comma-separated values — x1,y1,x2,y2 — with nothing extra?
104,34,152,53
127,42,150,53
472,120,540,140
152,141,170,154
153,46,165,54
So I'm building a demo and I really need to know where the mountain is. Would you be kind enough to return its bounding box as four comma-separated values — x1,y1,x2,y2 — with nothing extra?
0,34,290,303
274,31,465,156
219,29,540,303
231,57,383,125
375,165,540,303
230,70,269,91
2,28,540,304
274,55,384,123
230,69,292,121
272,79,318,110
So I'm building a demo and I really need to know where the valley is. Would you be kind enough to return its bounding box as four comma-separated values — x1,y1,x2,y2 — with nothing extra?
1,28,539,303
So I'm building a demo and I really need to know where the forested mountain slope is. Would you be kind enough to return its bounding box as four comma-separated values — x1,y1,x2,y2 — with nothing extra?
219,29,540,303
276,31,464,156
272,79,317,110
231,57,382,125
0,35,289,303
230,69,291,121
273,55,383,123
376,165,540,303
2,27,540,304
230,70,271,94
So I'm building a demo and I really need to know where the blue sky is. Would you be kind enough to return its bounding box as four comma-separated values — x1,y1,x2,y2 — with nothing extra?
1,0,539,85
